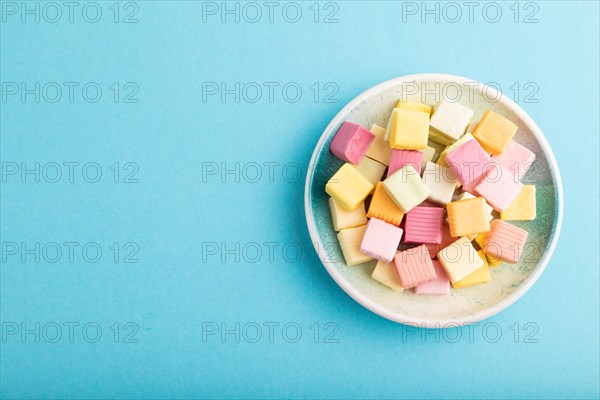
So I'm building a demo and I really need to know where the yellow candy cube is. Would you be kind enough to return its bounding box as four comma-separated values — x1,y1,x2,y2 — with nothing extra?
501,185,536,221
337,225,373,266
325,164,374,212
388,109,429,150
453,250,492,288
446,198,491,237
395,99,432,116
472,111,518,155
367,182,405,226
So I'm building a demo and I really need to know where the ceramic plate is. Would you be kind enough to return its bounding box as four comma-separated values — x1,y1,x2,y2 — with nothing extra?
304,74,563,327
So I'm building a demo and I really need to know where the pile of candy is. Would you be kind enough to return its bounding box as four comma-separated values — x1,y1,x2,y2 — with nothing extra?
325,99,537,294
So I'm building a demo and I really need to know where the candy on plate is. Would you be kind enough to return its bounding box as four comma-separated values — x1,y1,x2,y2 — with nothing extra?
472,111,518,155
330,121,375,164
367,182,405,226
387,149,424,177
325,163,374,211
394,245,436,288
328,198,368,231
371,259,404,292
483,220,529,264
336,225,373,266
360,218,404,262
383,165,431,213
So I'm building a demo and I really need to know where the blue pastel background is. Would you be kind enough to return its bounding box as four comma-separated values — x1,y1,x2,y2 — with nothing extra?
1,1,598,399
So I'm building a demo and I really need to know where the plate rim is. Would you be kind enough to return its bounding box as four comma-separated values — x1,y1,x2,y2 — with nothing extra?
304,73,564,328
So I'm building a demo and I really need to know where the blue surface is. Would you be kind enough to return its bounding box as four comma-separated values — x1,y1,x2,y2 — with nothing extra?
1,1,598,399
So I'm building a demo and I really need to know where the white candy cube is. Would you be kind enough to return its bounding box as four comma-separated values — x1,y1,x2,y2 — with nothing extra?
421,162,458,205
430,100,474,142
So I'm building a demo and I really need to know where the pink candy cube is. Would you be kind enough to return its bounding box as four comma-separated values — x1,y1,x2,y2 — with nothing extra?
329,122,375,164
492,140,536,182
474,163,523,211
387,150,424,177
394,245,436,288
483,220,529,264
360,218,404,262
404,206,444,244
425,223,457,258
415,260,450,295
445,139,492,192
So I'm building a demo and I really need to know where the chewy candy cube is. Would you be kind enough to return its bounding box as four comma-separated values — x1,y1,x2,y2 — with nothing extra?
444,139,491,191
365,124,392,165
446,197,491,237
383,165,431,213
421,146,437,170
483,220,528,264
437,133,474,167
328,198,367,231
394,245,436,288
456,192,494,219
473,232,502,267
404,206,445,244
371,259,404,292
438,236,484,284
326,164,374,211
330,121,375,164
367,182,405,226
354,156,387,185
453,250,492,288
336,225,373,266
387,149,424,177
472,111,518,155
360,218,404,262
388,109,429,150
425,223,457,258
429,99,474,143
492,140,536,182
500,185,536,221
415,259,450,295
474,163,523,211
421,162,459,205
396,99,432,115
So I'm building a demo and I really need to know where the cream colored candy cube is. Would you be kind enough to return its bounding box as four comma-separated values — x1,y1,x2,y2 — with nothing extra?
371,259,404,292
421,145,437,171
365,124,392,165
329,198,368,231
421,162,458,205
430,99,474,143
438,236,484,283
354,156,387,185
337,225,373,266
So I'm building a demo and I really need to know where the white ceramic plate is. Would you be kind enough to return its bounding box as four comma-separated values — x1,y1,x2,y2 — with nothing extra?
305,73,563,327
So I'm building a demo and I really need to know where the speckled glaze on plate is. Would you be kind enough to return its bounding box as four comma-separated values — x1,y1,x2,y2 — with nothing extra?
305,74,563,327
